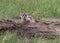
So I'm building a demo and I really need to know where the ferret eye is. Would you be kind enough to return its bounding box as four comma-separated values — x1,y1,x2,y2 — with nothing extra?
22,14,27,17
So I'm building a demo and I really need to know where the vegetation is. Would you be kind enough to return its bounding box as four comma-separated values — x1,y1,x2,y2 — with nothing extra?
0,0,60,18
0,0,60,43
0,31,59,43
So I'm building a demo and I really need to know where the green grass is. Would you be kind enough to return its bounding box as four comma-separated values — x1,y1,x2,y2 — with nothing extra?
0,0,60,18
0,31,60,43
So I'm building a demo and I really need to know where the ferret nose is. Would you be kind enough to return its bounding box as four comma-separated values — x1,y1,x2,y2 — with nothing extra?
24,17,26,18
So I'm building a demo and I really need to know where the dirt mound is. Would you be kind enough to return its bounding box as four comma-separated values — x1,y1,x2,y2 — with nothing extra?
0,18,60,39
17,20,60,39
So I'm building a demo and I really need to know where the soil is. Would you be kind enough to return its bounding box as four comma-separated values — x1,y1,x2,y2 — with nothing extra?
0,18,60,39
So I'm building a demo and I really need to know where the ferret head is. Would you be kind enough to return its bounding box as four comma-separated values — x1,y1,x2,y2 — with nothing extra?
22,13,28,19
20,13,28,20
20,13,36,23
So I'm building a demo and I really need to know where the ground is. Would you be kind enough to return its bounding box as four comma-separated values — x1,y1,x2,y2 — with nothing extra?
0,18,60,38
0,18,60,43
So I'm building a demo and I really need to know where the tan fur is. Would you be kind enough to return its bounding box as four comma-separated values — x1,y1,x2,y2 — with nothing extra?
19,13,39,24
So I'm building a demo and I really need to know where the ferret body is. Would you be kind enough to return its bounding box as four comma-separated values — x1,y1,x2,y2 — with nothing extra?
20,13,39,25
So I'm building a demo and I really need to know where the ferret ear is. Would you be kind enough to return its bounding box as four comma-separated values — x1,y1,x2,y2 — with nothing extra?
19,17,21,19
19,13,24,16
35,19,39,23
28,16,32,20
